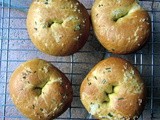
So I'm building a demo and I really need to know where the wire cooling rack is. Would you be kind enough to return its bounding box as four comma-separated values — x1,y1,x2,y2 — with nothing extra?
0,0,160,120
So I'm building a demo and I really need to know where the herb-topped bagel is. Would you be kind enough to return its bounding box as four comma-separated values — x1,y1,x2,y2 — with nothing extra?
9,59,73,120
91,0,151,54
80,57,146,120
27,0,90,56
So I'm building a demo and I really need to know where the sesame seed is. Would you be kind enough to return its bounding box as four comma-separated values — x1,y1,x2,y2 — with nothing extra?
71,4,73,8
53,107,57,111
138,99,142,106
77,36,80,39
142,19,146,22
59,103,63,106
133,116,138,120
45,43,48,47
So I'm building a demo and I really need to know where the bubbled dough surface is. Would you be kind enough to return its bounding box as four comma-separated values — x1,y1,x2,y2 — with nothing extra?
9,59,73,120
91,0,151,54
27,0,90,56
80,57,146,120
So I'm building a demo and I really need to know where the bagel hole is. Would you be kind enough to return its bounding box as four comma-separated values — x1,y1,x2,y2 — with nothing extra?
105,85,117,95
111,85,116,93
33,81,48,96
103,85,117,104
105,85,115,94
33,87,42,96
47,20,63,28
103,93,110,103
112,9,128,22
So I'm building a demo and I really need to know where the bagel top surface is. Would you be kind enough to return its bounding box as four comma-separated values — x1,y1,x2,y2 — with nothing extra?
80,57,146,120
91,0,151,54
9,59,73,120
27,0,90,56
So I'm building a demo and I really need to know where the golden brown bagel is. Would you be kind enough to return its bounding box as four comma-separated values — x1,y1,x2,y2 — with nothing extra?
27,0,90,56
80,57,146,120
9,59,73,120
91,0,151,54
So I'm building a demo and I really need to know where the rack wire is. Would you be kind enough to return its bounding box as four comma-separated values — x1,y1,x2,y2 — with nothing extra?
0,0,160,119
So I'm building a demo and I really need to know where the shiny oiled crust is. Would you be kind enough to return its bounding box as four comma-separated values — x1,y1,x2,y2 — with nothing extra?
91,0,151,54
9,59,73,120
27,0,90,56
80,57,146,120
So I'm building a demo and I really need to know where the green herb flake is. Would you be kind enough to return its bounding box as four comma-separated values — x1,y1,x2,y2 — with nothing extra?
98,104,100,108
98,4,103,7
94,76,97,80
26,70,32,74
111,48,115,51
35,21,37,25
108,113,113,117
43,25,47,28
44,0,48,4
51,99,56,103
102,79,107,84
74,24,81,31
40,108,43,111
32,105,35,109
105,68,111,72
88,82,91,86
118,98,124,100
34,28,37,31
105,68,111,70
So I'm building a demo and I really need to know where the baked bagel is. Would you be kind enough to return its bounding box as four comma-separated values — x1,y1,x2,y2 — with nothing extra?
91,0,151,54
9,59,73,120
27,0,90,56
80,57,146,120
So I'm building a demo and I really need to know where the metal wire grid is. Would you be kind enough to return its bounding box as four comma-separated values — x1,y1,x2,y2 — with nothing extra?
0,0,160,119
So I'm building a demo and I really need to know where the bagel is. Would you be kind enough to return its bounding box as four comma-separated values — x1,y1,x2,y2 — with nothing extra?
9,59,73,120
80,57,146,120
27,0,90,56
91,0,151,54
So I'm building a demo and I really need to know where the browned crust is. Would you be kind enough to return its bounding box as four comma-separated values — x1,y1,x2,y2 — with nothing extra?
80,57,147,120
27,0,90,56
9,59,73,120
91,0,151,54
